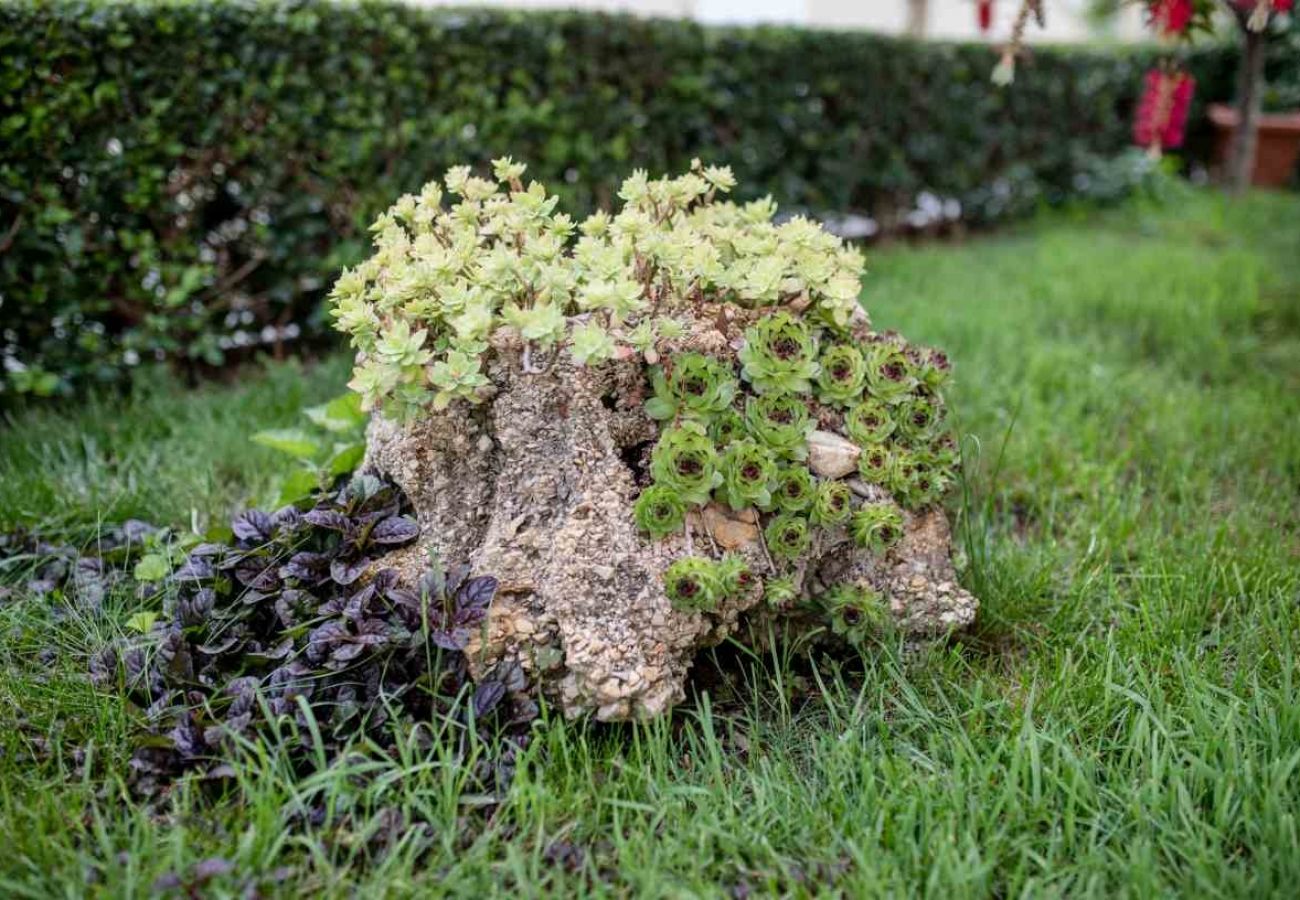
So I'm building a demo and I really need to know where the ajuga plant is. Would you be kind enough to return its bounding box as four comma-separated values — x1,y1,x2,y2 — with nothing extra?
88,476,537,796
332,159,961,636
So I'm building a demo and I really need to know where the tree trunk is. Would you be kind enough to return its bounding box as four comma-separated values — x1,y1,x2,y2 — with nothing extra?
1227,26,1266,194
906,0,929,38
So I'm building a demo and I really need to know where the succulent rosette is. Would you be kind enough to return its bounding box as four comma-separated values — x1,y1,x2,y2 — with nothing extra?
634,485,687,539
764,513,812,562
844,399,897,446
912,347,952,392
770,465,816,514
762,574,800,609
810,479,854,527
825,583,888,646
738,312,820,395
815,343,868,406
857,443,892,485
894,396,944,443
744,393,812,460
665,556,724,612
645,352,739,422
709,408,748,448
717,439,778,510
649,423,722,506
717,553,758,599
850,502,904,553
863,342,917,404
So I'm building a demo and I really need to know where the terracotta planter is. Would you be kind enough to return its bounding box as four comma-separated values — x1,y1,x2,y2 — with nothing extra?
1208,103,1300,188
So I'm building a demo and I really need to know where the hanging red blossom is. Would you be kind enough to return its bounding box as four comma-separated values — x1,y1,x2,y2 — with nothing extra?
1133,69,1196,151
978,0,994,32
1149,0,1193,35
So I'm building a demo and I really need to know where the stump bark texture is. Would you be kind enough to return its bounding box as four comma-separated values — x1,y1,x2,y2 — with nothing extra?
363,309,977,720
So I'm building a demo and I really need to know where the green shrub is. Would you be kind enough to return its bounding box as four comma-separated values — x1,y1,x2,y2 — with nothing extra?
0,0,1271,398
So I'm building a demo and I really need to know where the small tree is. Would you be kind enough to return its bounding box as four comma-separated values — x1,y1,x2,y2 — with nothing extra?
989,0,1295,193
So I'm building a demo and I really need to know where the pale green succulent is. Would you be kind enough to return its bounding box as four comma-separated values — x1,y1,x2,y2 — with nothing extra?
569,320,617,365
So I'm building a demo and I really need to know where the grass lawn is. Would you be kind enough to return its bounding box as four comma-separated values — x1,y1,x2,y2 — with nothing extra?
2,186,1298,897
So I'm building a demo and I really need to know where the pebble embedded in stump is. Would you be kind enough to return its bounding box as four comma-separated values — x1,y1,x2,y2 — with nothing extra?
335,160,977,720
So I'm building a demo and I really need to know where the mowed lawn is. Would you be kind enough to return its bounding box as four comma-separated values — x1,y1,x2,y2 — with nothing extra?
1,187,1298,897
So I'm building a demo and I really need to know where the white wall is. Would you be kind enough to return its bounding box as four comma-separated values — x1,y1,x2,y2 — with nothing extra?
404,0,1148,42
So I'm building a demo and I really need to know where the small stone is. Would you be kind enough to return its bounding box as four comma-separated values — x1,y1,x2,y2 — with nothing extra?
807,430,860,479
700,503,761,550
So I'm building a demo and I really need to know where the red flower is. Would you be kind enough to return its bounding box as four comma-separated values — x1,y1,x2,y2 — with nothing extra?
1273,0,1294,12
1149,0,1193,35
1133,69,1196,151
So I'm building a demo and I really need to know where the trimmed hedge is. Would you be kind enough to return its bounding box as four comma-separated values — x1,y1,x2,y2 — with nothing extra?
0,1,1274,398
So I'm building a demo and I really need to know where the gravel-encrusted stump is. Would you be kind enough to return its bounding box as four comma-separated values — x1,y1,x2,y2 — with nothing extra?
362,311,977,721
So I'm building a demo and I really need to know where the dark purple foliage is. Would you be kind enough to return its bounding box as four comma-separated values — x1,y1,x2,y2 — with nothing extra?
92,477,536,800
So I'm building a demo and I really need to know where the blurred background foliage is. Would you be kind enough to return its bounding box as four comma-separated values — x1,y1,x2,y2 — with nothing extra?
1,1,1296,400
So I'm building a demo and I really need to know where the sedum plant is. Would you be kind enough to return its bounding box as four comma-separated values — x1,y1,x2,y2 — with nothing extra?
331,158,865,422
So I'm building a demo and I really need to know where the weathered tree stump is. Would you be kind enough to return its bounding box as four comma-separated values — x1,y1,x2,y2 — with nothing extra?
363,309,977,720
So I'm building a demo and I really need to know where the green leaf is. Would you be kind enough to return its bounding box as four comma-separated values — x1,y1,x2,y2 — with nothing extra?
252,429,322,461
125,611,159,634
133,554,170,582
327,442,366,477
276,467,322,506
305,392,365,433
